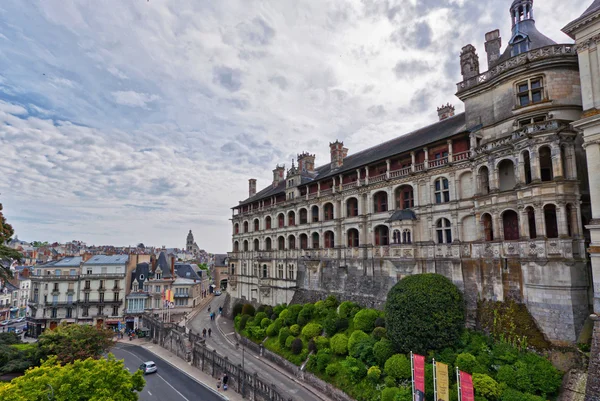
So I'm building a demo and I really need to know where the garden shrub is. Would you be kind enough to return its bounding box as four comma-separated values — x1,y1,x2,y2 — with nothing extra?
348,330,369,357
308,340,317,353
266,323,279,337
257,304,267,313
325,363,339,376
279,309,290,322
262,305,273,317
373,338,395,367
455,352,482,374
374,317,385,328
290,324,301,336
491,341,519,365
260,318,271,329
286,305,303,326
278,327,291,347
367,366,381,383
331,333,349,355
297,304,315,326
384,354,411,381
355,337,377,366
384,376,396,388
353,308,380,333
316,348,333,372
381,387,400,401
323,312,349,337
254,312,268,324
273,304,287,316
285,336,295,349
314,300,328,318
324,295,339,309
314,336,330,350
234,315,241,330
291,338,304,355
340,356,367,382
501,388,545,401
239,314,251,331
248,326,266,341
232,303,244,317
242,304,256,317
301,323,323,339
372,326,387,340
436,347,458,365
473,373,501,400
520,352,562,395
338,301,360,319
385,273,465,354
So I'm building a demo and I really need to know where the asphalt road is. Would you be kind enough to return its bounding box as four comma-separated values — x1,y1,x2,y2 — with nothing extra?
189,296,323,401
112,343,225,401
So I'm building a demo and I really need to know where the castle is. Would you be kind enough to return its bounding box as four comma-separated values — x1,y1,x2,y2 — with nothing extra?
228,0,600,346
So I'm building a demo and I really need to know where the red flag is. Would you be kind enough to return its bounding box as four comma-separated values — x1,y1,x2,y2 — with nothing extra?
413,354,426,401
459,371,475,401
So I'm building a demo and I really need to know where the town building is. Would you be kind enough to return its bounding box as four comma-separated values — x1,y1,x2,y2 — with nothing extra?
228,0,593,345
213,254,229,290
14,266,31,318
174,263,205,307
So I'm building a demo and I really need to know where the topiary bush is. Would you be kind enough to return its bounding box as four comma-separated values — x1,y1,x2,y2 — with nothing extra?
278,327,291,347
266,322,279,337
372,327,387,340
373,338,395,367
291,338,304,355
286,305,303,326
455,352,484,374
316,348,333,372
324,295,339,309
297,304,315,326
473,373,501,401
285,335,295,349
261,318,272,329
273,304,287,316
290,324,301,336
301,323,323,340
354,336,377,366
385,273,465,354
331,333,349,355
323,311,348,337
340,356,367,382
338,301,361,319
232,303,244,317
239,314,251,331
314,336,330,350
500,388,545,401
242,304,256,317
325,363,340,376
382,387,400,401
367,365,381,383
384,354,411,381
374,317,386,328
254,312,267,324
348,330,369,358
353,308,380,333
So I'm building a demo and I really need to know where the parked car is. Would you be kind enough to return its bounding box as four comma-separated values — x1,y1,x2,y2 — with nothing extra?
214,290,222,296
0,320,9,326
139,361,157,375
14,317,25,323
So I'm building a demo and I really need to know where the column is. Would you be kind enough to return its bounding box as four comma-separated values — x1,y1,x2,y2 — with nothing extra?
515,159,524,186
536,205,546,238
557,202,568,237
519,209,529,239
469,132,478,150
551,143,563,179
423,148,429,171
530,148,541,182
339,174,343,191
365,168,370,185
490,168,500,191
475,213,484,241
356,169,361,186
386,159,391,179
567,144,577,180
332,178,336,193
317,182,321,197
585,141,600,219
447,140,453,163
410,151,416,173
492,211,501,240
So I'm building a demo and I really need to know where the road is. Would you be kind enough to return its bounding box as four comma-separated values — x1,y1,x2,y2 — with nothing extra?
189,295,324,401
112,343,225,401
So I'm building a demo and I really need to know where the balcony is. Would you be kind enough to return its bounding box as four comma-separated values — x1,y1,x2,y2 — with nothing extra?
80,299,123,306
30,275,78,281
80,273,124,279
45,301,77,307
174,293,189,298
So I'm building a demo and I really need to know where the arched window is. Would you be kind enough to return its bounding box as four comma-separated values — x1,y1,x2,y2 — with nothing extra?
482,213,494,241
253,219,260,232
233,241,239,252
278,236,285,250
523,151,532,184
265,237,272,251
288,235,296,250
347,228,359,247
278,213,285,228
288,211,296,226
402,229,412,244
243,221,249,233
262,264,268,278
498,160,516,191
265,216,272,230
346,198,359,217
243,240,249,252
374,191,388,213
324,231,335,248
299,208,308,224
374,225,389,246
502,210,520,240
299,234,308,249
234,223,239,234
539,146,553,182
544,204,558,238
324,203,334,221
312,206,319,222
311,232,320,249
393,229,400,244
436,218,452,244
434,178,450,203
253,239,260,251
526,206,537,239
479,167,490,195
395,185,414,209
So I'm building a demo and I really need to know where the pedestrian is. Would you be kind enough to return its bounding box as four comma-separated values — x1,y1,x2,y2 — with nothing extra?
216,377,222,391
222,373,228,391
208,328,212,337
202,328,207,338
208,305,211,313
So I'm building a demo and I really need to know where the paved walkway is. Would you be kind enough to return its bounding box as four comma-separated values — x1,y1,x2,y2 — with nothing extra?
188,295,331,401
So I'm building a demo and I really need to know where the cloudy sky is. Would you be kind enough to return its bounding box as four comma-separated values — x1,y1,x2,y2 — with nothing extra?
0,0,591,253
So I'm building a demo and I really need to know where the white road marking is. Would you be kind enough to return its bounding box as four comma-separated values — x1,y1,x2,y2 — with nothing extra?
148,391,152,396
226,332,235,335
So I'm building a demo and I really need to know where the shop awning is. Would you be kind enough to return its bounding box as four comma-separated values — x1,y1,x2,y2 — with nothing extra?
210,284,216,288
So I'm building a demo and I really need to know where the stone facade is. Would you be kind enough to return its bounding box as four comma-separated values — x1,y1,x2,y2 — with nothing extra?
228,0,594,345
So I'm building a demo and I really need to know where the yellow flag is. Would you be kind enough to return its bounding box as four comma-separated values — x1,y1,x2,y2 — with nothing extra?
436,362,449,401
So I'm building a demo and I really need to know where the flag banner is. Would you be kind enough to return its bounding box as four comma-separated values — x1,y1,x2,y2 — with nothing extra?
435,362,450,401
413,354,426,401
459,371,475,401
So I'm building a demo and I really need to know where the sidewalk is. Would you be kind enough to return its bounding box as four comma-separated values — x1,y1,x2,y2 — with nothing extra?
115,337,243,401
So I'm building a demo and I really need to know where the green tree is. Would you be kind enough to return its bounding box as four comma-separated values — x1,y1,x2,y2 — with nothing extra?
0,355,145,400
384,354,411,381
353,308,380,333
373,338,395,367
330,333,349,355
385,274,465,354
38,323,114,364
348,330,369,357
301,323,323,339
0,202,22,280
473,373,501,400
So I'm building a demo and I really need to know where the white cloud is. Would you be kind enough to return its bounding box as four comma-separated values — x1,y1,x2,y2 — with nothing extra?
112,90,160,108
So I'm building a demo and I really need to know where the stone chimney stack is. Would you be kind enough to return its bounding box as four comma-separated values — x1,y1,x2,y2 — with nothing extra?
329,141,347,169
248,179,257,197
437,104,456,121
460,44,480,80
272,165,285,188
297,152,316,173
484,29,502,68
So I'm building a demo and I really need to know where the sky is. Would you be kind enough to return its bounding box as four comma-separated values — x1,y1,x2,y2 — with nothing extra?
0,0,592,253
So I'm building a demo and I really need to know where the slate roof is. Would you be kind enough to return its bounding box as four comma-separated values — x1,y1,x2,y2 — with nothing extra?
49,257,82,267
84,255,129,265
155,252,173,278
581,0,600,18
236,113,467,207
497,20,557,64
214,254,228,267
174,264,202,281
385,209,417,223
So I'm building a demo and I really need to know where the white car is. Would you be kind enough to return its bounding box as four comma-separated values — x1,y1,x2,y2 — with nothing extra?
139,361,157,375
0,320,9,326
14,317,25,323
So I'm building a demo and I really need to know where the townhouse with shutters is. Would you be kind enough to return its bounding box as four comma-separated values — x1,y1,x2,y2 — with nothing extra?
228,0,596,345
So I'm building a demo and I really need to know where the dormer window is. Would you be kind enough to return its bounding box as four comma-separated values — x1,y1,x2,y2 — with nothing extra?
517,78,544,107
288,179,294,187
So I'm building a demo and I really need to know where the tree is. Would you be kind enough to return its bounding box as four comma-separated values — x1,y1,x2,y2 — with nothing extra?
0,355,145,400
0,202,22,281
353,308,380,333
385,274,465,354
38,323,114,364
384,354,412,381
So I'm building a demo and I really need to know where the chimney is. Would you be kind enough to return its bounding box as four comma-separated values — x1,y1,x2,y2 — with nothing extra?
297,152,316,173
329,140,346,169
437,104,455,121
484,30,502,68
82,252,92,262
460,44,480,80
272,165,285,188
249,179,257,197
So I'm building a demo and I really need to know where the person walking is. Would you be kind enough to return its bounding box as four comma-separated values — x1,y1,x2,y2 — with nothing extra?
208,328,212,337
202,328,207,338
222,373,229,391
216,377,222,391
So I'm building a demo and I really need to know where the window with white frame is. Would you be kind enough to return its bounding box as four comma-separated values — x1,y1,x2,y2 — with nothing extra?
287,264,295,280
436,218,453,244
434,178,450,204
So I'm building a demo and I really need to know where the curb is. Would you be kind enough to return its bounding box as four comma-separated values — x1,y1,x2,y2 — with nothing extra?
116,342,230,401
214,316,330,401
